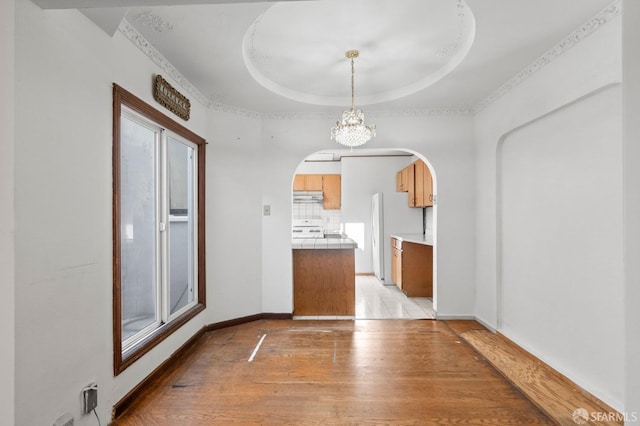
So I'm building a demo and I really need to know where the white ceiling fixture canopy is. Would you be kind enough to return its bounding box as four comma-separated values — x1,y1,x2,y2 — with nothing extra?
242,0,476,107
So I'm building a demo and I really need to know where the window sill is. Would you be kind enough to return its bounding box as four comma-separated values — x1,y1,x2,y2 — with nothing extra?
115,302,205,375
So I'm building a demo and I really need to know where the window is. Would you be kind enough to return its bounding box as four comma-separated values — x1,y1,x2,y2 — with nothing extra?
113,84,206,375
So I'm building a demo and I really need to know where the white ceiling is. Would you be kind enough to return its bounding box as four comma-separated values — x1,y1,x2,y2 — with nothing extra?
35,0,615,115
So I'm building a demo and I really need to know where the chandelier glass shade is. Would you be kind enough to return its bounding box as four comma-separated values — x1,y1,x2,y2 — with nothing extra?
331,50,376,148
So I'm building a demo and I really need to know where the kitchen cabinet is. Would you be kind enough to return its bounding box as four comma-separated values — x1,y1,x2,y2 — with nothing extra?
322,174,341,210
390,237,433,297
396,167,410,192
293,174,341,210
391,238,402,288
293,174,323,191
414,160,433,207
293,247,355,316
396,160,433,208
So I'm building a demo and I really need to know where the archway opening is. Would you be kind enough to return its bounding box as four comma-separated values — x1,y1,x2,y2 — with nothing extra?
290,148,438,319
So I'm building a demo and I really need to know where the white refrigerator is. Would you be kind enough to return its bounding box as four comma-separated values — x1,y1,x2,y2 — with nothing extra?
371,193,384,281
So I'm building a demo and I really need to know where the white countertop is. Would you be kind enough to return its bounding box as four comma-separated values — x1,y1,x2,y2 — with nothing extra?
292,238,358,249
391,233,434,246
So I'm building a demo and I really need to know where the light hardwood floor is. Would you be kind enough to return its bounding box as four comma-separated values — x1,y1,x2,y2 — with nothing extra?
446,320,622,426
114,320,556,425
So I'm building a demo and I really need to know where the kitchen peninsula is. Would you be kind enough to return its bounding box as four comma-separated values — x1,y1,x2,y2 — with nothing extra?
292,238,357,316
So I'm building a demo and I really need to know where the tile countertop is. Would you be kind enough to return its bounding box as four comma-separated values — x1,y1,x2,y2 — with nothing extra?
292,238,358,249
391,233,434,246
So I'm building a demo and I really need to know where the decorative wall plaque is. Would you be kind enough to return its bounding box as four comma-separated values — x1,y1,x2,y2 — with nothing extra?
153,74,191,120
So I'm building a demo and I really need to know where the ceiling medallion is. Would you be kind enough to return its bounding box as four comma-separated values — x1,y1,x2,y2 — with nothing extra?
242,0,476,107
330,50,376,149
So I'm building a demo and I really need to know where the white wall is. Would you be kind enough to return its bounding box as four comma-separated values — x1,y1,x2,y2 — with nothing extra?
474,13,624,410
261,113,475,317
499,85,623,407
0,1,15,425
206,110,264,322
622,0,640,421
341,156,422,279
13,2,216,424
295,160,341,175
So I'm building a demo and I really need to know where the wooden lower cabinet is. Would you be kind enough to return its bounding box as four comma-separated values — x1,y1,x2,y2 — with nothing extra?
390,237,432,297
391,239,402,289
293,249,355,316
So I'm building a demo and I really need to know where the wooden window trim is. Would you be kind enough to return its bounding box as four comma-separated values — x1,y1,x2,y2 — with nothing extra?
112,83,206,376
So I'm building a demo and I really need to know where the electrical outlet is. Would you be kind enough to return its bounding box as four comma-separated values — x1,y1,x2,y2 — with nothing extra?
263,205,271,216
53,412,74,426
82,383,98,414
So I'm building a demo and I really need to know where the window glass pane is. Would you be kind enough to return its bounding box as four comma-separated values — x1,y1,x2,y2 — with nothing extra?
168,137,196,316
120,116,159,343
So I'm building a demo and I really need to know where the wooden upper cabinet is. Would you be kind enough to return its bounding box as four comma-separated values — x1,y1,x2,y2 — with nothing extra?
305,175,323,191
293,174,341,209
416,160,433,207
396,168,410,192
422,162,433,207
402,167,411,193
413,160,433,208
293,174,323,191
293,175,306,191
396,160,433,208
414,161,423,207
322,174,341,210
407,163,416,207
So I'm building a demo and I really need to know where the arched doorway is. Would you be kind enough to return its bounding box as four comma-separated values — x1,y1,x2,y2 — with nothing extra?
290,148,438,319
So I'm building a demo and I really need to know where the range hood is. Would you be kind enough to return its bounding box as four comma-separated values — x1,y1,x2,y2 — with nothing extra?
293,191,323,203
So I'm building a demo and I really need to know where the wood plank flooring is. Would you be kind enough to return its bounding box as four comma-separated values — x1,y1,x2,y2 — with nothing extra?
447,321,622,426
114,320,553,425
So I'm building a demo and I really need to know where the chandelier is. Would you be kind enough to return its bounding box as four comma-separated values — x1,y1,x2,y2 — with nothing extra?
331,50,376,148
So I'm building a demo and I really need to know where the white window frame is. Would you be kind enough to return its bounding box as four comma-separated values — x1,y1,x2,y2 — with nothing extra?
120,108,199,354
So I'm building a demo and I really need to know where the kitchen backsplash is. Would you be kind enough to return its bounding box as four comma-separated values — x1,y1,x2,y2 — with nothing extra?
292,203,342,233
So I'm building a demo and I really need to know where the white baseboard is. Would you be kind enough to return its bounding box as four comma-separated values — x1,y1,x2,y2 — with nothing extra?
435,314,475,320
435,315,498,333
474,316,497,333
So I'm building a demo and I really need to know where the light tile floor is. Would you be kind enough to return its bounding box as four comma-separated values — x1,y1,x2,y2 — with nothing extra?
355,275,436,319
294,275,436,320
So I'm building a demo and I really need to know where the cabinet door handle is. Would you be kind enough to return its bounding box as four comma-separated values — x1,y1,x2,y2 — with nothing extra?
429,195,433,201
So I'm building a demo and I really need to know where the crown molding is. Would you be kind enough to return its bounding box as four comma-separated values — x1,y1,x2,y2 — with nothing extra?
118,0,620,120
472,0,621,114
118,19,210,108
118,19,263,119
117,18,473,119
368,106,475,118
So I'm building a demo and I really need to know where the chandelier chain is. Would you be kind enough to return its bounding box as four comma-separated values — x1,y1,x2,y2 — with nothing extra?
330,49,376,148
350,56,355,111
